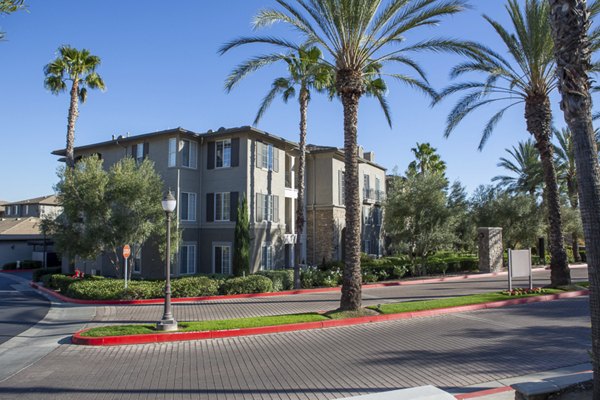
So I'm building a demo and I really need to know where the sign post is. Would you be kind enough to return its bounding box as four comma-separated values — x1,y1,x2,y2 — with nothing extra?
508,249,532,291
123,245,131,289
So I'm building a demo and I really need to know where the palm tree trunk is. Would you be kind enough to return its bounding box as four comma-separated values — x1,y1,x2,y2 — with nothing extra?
525,95,571,286
66,79,80,169
549,1,600,397
294,88,308,289
337,69,364,311
568,177,581,262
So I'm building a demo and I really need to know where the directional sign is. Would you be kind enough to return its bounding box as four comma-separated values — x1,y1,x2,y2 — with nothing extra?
123,245,131,259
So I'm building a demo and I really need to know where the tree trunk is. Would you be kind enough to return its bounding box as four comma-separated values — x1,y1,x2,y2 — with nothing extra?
66,79,80,169
337,69,364,311
525,94,571,286
294,88,308,289
568,176,581,262
549,1,600,397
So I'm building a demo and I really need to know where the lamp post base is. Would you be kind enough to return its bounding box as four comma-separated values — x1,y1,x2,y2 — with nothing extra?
156,318,178,332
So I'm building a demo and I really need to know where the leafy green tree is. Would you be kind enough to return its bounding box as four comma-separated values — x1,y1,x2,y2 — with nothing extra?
436,0,572,286
407,143,447,176
220,0,470,311
44,46,105,169
471,185,544,250
447,180,476,252
493,140,544,197
47,156,171,276
385,173,454,266
233,195,250,276
223,45,331,288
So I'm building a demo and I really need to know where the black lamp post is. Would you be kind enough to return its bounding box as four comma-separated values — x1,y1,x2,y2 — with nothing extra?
157,191,178,331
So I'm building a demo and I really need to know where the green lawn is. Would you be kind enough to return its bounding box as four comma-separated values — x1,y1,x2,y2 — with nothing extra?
81,313,328,337
368,289,563,315
81,288,567,338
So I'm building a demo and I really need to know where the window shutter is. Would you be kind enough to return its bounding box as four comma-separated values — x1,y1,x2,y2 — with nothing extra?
207,141,215,170
131,144,137,158
143,143,149,159
256,194,263,222
230,192,239,222
273,147,279,172
256,142,262,169
231,138,240,167
206,193,214,222
273,195,279,222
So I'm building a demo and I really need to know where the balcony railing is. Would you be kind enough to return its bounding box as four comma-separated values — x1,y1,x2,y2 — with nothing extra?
363,188,385,203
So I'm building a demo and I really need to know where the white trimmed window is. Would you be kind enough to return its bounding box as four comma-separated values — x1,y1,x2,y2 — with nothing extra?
213,243,232,275
256,194,279,222
180,192,197,222
215,192,230,221
216,139,231,168
168,138,177,167
364,174,371,191
338,170,345,205
179,244,196,275
257,142,278,171
261,243,273,270
136,144,144,162
181,139,197,169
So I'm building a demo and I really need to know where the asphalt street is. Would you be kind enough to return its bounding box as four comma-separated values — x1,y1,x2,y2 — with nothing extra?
0,272,49,345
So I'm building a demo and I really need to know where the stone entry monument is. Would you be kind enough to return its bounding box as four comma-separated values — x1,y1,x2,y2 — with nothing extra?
478,227,503,273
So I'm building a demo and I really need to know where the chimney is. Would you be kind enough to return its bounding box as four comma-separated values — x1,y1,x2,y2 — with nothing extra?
357,146,364,159
364,151,375,162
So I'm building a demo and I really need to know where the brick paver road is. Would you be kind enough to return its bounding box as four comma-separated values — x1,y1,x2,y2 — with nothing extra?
0,296,590,400
92,266,588,326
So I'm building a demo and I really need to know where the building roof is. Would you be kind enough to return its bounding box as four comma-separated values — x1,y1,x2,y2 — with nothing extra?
0,217,44,238
4,195,59,206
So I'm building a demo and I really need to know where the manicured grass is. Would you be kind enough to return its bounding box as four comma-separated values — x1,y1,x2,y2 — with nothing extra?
577,282,590,288
81,288,570,338
81,313,328,337
368,289,563,315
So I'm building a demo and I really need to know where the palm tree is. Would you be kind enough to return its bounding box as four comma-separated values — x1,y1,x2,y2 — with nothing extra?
220,0,470,311
44,45,105,169
223,45,331,289
493,139,544,197
0,0,25,40
407,142,446,176
549,0,600,396
436,0,572,286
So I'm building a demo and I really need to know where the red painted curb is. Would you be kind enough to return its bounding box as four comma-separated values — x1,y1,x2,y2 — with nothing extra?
454,386,514,399
31,264,588,305
71,289,589,346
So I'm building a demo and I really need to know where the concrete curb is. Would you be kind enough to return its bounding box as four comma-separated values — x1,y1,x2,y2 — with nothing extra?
30,264,588,305
71,289,589,346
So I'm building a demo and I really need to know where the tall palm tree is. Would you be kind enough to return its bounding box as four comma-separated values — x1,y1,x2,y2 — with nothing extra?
493,139,544,197
44,45,105,169
407,142,447,176
0,0,25,40
435,0,572,286
223,45,331,289
220,0,470,311
549,0,600,396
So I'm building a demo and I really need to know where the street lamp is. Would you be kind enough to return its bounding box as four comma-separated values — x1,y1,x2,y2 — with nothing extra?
157,190,178,331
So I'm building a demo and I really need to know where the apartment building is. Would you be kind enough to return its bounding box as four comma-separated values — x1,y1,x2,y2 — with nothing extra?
52,126,386,278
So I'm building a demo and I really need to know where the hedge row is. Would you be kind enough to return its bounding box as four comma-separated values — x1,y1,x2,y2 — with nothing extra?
2,260,43,270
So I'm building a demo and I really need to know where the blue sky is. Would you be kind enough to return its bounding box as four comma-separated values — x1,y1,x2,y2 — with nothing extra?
0,0,573,201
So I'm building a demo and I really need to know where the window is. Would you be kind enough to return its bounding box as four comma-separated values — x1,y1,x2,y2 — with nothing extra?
168,138,176,167
338,170,345,205
261,243,273,270
179,244,196,275
256,194,279,222
5,207,10,216
363,240,371,254
216,139,231,168
182,139,198,169
13,205,19,216
363,206,370,225
180,192,197,222
215,192,230,221
364,174,371,190
133,244,142,274
136,144,144,162
213,244,232,275
257,142,278,171
24,205,29,215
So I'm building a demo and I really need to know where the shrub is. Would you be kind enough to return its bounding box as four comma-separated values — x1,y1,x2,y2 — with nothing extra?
256,270,294,291
220,275,273,295
171,276,220,297
43,274,78,292
319,268,342,287
459,259,479,271
391,265,408,279
32,267,62,282
361,271,378,283
300,267,320,288
2,260,43,270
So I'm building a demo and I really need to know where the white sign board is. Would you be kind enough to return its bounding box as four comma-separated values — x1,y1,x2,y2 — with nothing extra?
509,249,531,278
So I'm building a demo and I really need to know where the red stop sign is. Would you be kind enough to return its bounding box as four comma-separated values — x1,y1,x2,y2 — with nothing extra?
123,245,131,259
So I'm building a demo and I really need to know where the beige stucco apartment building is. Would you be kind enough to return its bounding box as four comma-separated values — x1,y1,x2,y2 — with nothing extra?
53,126,386,279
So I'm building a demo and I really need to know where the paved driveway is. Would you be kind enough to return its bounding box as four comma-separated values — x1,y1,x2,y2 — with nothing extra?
0,297,590,400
